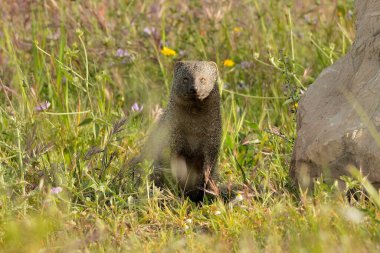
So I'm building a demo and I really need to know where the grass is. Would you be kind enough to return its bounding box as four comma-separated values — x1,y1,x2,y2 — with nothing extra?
1,0,379,252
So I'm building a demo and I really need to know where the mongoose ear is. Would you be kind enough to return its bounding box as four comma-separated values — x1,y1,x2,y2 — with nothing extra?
174,61,184,74
208,61,218,70
208,61,219,76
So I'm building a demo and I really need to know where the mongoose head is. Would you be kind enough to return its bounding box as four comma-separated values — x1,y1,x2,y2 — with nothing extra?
171,61,218,104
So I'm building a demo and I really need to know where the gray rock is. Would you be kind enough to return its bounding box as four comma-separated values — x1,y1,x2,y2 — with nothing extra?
291,0,380,189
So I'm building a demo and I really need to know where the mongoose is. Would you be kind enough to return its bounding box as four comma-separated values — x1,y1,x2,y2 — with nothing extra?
137,61,222,202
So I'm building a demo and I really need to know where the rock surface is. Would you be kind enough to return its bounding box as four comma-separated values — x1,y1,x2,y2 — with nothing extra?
291,0,380,189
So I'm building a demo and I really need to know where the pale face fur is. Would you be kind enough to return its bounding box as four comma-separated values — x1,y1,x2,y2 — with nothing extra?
171,61,218,105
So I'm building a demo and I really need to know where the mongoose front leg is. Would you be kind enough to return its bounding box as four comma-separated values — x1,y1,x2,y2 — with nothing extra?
202,146,219,192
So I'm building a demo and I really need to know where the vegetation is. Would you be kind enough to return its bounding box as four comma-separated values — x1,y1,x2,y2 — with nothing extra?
1,0,379,252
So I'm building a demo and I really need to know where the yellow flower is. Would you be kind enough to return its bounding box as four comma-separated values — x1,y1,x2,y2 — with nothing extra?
233,27,242,33
292,102,299,112
160,46,177,57
223,59,235,67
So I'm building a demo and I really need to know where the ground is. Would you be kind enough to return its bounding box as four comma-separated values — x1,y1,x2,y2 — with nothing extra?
1,0,380,252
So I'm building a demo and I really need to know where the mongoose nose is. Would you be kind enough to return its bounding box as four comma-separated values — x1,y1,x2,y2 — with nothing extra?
189,86,197,94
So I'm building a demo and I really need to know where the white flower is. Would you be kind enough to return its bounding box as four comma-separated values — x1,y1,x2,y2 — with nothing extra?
235,193,244,202
341,206,365,224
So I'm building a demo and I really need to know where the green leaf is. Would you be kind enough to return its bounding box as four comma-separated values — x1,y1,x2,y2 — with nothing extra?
282,98,294,106
78,117,93,127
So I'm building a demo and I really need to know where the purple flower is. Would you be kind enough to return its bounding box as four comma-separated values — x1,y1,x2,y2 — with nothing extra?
115,48,131,58
115,48,124,57
35,101,51,112
131,102,143,113
240,61,253,69
115,48,135,64
50,186,62,195
143,27,156,36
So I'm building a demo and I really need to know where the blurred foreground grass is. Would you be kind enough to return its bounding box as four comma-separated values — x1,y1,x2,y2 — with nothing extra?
1,0,380,252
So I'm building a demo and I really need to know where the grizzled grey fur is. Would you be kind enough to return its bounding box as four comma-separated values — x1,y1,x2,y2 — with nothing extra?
138,61,222,202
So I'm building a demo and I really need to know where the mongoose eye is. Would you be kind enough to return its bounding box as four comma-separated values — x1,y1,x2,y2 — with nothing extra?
183,77,189,84
200,77,206,84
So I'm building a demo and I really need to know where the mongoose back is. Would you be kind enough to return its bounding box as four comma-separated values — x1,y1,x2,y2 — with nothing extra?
140,61,222,202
